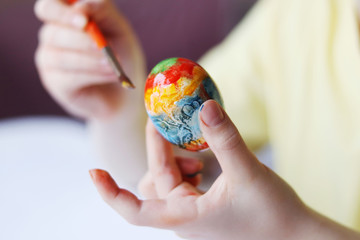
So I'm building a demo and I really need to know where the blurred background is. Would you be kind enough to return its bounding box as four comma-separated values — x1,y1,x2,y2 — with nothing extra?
0,0,255,239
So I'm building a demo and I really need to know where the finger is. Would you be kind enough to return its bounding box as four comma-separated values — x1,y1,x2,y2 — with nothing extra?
146,120,182,198
138,172,158,199
34,0,88,29
176,157,203,187
175,156,203,176
38,24,95,51
62,83,123,118
89,169,143,223
138,158,202,199
89,169,197,228
183,173,202,187
139,173,201,200
38,68,118,94
36,46,118,91
36,46,113,74
199,100,261,181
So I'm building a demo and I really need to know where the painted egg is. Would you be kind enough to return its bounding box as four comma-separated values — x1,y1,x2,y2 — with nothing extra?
144,57,223,151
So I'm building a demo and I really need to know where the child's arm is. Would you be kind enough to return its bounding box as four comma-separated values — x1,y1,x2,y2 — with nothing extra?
89,100,360,240
34,0,148,190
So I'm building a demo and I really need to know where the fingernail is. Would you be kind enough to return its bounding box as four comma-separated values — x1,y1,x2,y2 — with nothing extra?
200,100,224,127
198,160,204,170
186,171,202,178
72,14,87,28
89,169,96,180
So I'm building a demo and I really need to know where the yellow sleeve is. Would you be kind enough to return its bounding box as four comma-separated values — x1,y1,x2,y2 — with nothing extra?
199,0,278,150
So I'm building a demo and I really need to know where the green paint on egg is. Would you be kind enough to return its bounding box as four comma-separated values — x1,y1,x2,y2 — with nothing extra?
150,57,178,75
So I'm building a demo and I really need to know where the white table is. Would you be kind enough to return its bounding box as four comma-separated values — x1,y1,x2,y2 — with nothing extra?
0,117,180,240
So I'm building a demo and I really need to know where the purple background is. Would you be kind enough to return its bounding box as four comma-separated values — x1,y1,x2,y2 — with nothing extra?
0,0,255,119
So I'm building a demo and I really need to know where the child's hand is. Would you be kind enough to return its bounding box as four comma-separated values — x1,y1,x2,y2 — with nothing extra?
89,100,315,240
34,0,145,119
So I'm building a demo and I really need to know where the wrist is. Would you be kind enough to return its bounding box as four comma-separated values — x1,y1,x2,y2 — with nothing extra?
293,206,360,240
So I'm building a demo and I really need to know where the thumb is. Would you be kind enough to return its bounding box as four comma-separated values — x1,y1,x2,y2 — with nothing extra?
199,100,260,181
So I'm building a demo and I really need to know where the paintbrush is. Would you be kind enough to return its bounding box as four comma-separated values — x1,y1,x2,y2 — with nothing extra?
68,0,135,89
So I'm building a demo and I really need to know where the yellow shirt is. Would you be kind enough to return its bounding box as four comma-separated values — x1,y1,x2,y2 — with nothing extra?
200,0,360,230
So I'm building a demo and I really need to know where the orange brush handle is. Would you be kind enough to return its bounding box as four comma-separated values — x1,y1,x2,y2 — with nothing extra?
85,21,108,48
67,0,107,49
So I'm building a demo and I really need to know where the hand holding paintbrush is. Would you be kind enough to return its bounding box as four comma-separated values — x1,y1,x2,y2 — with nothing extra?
67,0,135,89
34,0,146,119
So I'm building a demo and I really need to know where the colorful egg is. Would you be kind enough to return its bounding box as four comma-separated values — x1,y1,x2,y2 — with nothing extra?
144,57,223,151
